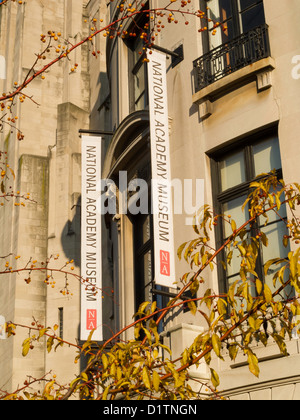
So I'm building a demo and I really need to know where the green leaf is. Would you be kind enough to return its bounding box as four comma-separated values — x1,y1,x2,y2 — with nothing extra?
283,235,289,248
102,354,108,370
158,342,172,356
217,298,227,316
86,329,95,342
38,328,48,339
247,350,260,378
138,301,150,314
149,320,160,344
289,251,298,279
202,288,213,310
190,279,199,296
151,301,157,314
174,371,186,389
249,181,261,189
70,377,81,389
227,280,238,306
9,167,15,179
110,361,116,377
228,344,238,361
241,282,249,302
182,348,189,366
255,318,263,331
238,245,246,256
272,333,287,356
264,258,280,276
81,372,89,382
134,322,142,340
242,197,251,212
142,366,151,390
226,250,233,265
23,392,31,400
102,386,110,400
117,366,122,381
184,239,198,262
210,368,220,389
47,336,54,353
187,300,197,316
260,232,268,247
153,370,161,392
22,338,31,357
231,219,237,233
263,284,273,304
192,252,200,267
248,316,256,330
277,265,287,286
177,242,188,260
275,193,281,211
256,278,263,295
212,334,221,358
81,341,92,353
142,327,152,344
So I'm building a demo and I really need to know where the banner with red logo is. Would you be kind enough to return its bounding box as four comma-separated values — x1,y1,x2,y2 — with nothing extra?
80,136,103,341
147,50,175,288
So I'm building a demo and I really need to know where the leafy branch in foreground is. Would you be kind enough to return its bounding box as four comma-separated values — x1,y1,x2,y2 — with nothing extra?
2,173,300,400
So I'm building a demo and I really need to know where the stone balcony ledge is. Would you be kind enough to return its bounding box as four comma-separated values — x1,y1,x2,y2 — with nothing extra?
192,56,276,119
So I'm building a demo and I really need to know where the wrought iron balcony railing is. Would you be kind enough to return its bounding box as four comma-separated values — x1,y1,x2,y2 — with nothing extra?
193,24,271,92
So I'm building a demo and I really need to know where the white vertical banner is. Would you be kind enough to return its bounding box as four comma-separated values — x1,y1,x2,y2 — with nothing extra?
81,135,103,341
147,50,176,288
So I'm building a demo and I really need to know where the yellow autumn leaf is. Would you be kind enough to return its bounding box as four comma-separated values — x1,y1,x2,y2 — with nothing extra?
153,370,161,393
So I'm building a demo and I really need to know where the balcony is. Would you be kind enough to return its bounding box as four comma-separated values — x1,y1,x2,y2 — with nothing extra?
193,24,271,93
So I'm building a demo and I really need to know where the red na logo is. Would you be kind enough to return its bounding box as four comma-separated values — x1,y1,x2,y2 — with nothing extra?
86,309,97,330
160,250,170,276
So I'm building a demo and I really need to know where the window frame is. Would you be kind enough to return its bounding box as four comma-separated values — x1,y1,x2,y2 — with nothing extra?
200,0,265,54
123,2,150,113
210,128,290,296
58,307,64,340
128,38,149,112
133,211,154,310
130,173,169,317
131,185,169,334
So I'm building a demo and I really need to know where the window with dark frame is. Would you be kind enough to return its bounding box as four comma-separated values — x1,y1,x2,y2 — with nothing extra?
132,200,169,329
124,3,150,113
202,0,266,52
129,159,169,334
58,307,63,340
194,0,269,91
134,212,154,308
210,132,294,302
129,36,149,112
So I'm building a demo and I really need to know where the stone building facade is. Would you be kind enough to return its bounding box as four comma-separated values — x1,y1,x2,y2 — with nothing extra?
0,0,300,400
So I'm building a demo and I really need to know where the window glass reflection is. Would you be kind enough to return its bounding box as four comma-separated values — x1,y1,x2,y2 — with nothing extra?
220,150,246,191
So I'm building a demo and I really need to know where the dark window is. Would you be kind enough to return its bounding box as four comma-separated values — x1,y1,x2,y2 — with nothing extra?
129,159,169,332
128,36,148,112
134,213,153,307
240,0,265,33
58,307,63,339
211,132,294,301
133,212,169,333
124,3,150,112
194,0,269,91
